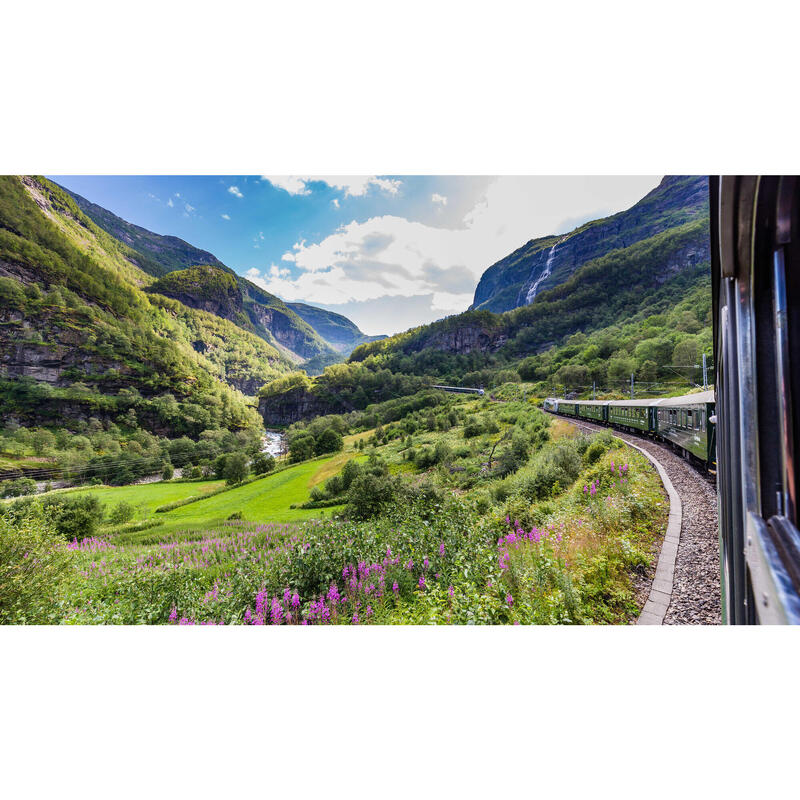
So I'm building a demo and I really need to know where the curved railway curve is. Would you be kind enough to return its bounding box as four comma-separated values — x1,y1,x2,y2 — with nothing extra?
558,415,721,624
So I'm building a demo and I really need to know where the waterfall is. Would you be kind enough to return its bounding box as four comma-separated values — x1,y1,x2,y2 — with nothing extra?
525,238,564,304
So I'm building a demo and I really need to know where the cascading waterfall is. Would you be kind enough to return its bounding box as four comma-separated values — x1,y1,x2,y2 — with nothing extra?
525,237,564,303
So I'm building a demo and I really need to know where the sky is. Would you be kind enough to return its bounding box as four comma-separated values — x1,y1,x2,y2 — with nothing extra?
49,175,662,335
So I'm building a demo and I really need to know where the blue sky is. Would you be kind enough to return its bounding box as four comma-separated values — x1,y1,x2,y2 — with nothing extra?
50,175,661,335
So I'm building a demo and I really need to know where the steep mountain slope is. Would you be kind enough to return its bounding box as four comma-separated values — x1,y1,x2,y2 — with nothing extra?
0,176,296,433
148,265,338,363
62,184,367,361
286,302,385,354
472,175,709,313
64,186,226,278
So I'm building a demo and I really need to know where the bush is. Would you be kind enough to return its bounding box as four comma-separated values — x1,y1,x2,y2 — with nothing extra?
109,501,135,525
9,494,106,541
344,473,402,520
1,477,37,498
509,439,583,503
0,510,71,623
161,462,174,481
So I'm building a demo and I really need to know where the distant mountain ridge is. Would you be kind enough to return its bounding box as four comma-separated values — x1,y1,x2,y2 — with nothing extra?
472,176,709,313
286,302,385,353
60,184,377,360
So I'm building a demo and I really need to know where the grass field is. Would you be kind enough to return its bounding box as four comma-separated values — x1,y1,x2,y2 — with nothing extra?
44,453,361,543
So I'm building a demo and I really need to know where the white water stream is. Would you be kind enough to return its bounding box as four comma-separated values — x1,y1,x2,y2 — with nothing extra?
262,431,285,458
525,238,564,303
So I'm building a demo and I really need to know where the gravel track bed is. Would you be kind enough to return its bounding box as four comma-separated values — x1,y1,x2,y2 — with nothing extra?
563,417,721,625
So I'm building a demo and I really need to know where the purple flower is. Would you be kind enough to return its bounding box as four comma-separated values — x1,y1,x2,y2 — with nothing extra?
392,581,399,594
439,542,445,556
506,594,514,606
168,606,177,623
448,585,454,599
365,605,374,617
291,592,300,609
418,575,426,590
423,557,429,570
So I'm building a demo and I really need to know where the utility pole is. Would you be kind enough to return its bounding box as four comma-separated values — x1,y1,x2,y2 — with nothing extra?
630,373,634,399
702,353,708,390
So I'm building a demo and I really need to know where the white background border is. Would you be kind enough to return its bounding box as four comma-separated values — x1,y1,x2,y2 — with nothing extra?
3,1,800,796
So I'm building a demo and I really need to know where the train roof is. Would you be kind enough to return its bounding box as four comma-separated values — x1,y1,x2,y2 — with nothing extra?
651,390,715,407
553,390,715,408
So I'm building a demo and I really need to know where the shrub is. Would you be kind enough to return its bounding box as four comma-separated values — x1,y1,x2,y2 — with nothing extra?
161,462,174,481
0,510,71,623
1,477,37,498
109,501,135,525
344,473,402,520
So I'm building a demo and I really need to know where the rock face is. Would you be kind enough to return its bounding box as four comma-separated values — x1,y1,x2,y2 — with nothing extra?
472,176,710,313
258,388,344,426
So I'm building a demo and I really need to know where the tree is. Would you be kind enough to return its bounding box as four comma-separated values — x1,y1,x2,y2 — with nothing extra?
315,428,343,456
161,462,174,481
251,452,275,475
607,356,637,385
289,434,316,463
223,453,249,485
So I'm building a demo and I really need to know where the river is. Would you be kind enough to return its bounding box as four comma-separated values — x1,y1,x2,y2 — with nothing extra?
262,430,285,458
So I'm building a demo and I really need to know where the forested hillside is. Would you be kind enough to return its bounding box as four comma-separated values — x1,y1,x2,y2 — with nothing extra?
0,176,291,433
63,184,370,363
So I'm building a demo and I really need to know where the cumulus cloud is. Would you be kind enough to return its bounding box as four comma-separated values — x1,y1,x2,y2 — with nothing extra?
252,176,661,333
221,213,230,220
431,192,448,206
262,175,402,197
228,185,244,198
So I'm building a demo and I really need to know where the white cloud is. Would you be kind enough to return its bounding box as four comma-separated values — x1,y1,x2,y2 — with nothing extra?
262,175,402,197
431,193,448,206
332,198,340,208
228,185,244,198
221,213,230,220
253,176,661,333
167,198,174,208
183,203,195,217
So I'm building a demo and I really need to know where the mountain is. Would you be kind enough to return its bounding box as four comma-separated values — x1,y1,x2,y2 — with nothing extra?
471,176,709,313
61,184,372,361
148,265,337,364
286,302,385,354
349,214,710,371
64,187,227,278
0,176,298,434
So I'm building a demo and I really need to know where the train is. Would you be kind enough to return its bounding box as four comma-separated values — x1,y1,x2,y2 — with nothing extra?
711,176,800,624
542,390,716,471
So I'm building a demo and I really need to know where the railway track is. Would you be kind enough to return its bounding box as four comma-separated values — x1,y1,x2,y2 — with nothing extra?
558,415,722,625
